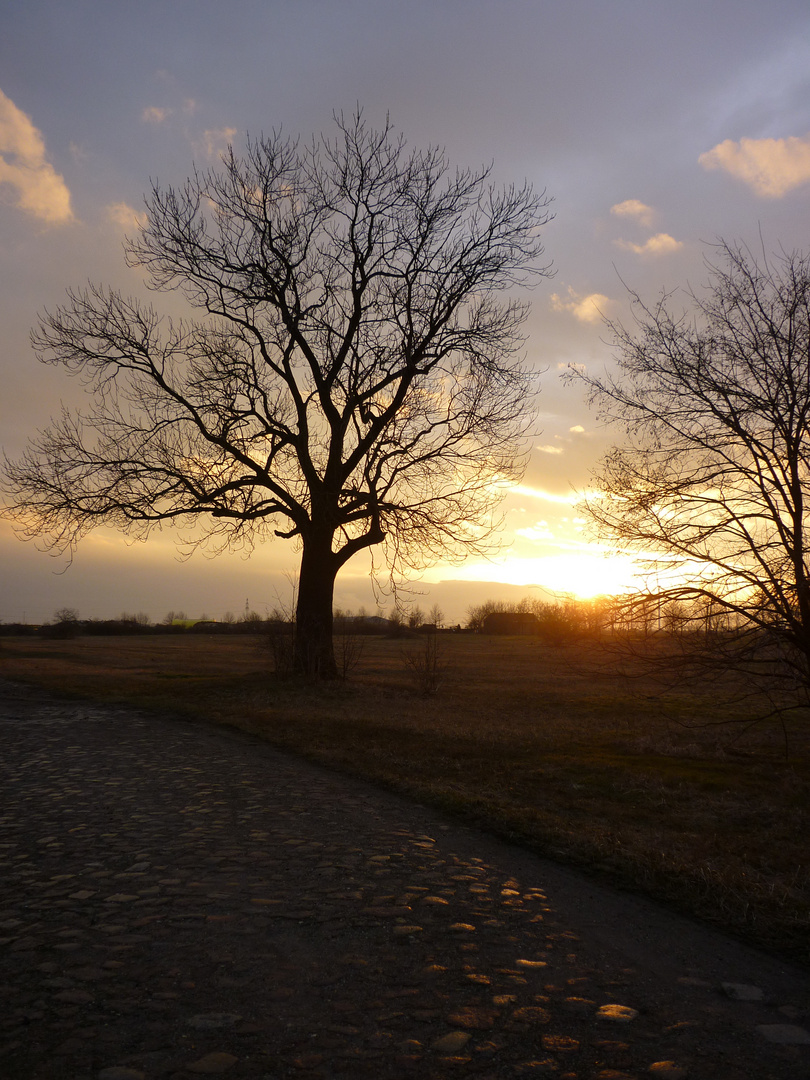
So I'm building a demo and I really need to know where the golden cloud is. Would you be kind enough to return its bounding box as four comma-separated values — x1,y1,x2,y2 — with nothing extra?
107,201,148,231
510,485,579,505
610,198,653,226
699,134,810,197
141,106,171,124
617,232,682,256
551,287,610,324
516,523,555,542
0,89,73,224
202,127,238,159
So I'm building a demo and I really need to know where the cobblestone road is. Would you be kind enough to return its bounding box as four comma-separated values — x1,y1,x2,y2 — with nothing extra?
0,679,808,1079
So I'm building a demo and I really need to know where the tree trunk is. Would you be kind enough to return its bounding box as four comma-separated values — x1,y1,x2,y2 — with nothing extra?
294,535,339,679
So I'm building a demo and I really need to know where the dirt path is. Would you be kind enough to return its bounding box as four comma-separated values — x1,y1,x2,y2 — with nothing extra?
0,678,807,1079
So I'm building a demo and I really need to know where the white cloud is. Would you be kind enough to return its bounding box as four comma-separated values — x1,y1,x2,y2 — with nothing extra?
569,425,585,434
551,287,610,324
610,198,653,226
617,232,682,256
535,444,564,455
142,106,171,124
107,201,147,231
0,89,73,224
699,134,810,198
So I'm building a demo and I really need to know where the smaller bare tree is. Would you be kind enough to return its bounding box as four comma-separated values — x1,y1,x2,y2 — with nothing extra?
54,607,79,624
51,607,80,639
403,625,446,696
570,240,810,744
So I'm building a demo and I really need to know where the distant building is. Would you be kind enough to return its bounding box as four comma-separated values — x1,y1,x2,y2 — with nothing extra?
481,611,541,635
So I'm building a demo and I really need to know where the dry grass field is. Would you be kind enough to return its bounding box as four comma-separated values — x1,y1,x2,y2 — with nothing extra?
1,630,808,964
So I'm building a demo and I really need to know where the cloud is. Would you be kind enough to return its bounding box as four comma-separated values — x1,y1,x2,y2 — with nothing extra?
142,106,171,124
611,202,680,257
516,523,555,542
617,232,682,256
569,425,585,434
510,485,578,505
0,89,73,224
551,287,610,324
699,134,810,197
107,201,147,231
201,127,237,159
610,198,653,226
535,444,564,455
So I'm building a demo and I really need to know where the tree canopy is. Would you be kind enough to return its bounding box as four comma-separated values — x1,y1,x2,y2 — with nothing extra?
2,113,553,677
573,241,810,719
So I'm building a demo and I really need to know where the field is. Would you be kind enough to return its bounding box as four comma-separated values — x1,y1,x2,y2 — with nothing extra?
1,630,808,964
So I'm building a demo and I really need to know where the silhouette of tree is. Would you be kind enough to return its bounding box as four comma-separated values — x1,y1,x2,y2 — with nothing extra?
571,241,810,730
3,113,552,677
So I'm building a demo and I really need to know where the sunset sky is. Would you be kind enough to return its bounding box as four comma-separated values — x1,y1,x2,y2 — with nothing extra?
2,0,810,626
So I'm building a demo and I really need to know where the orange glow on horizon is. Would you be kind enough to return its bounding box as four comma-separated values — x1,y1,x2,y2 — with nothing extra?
427,551,648,600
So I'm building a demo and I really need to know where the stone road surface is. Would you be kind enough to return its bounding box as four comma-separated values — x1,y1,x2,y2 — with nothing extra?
0,678,808,1080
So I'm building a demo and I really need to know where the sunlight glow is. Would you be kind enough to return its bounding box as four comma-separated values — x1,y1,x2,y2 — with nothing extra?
427,551,646,599
507,485,580,505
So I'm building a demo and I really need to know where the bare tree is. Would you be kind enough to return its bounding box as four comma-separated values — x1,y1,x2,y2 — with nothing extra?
2,113,552,678
571,241,810,728
51,606,80,639
54,607,79,625
466,598,508,632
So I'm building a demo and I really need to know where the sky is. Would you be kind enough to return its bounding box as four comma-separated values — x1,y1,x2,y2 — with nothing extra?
2,0,810,626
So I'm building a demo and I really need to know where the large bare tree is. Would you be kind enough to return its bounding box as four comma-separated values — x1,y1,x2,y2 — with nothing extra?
2,114,552,677
572,241,810,725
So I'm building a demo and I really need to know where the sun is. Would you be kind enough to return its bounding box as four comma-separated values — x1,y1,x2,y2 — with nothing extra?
430,551,646,599
528,553,643,598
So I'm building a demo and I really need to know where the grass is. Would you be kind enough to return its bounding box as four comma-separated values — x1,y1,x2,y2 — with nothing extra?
1,631,808,964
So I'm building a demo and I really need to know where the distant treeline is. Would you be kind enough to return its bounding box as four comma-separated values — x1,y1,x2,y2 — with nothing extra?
466,594,745,641
0,618,267,639
0,593,740,641
0,607,439,639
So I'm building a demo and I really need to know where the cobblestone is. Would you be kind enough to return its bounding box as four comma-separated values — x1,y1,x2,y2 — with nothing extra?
0,679,807,1079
